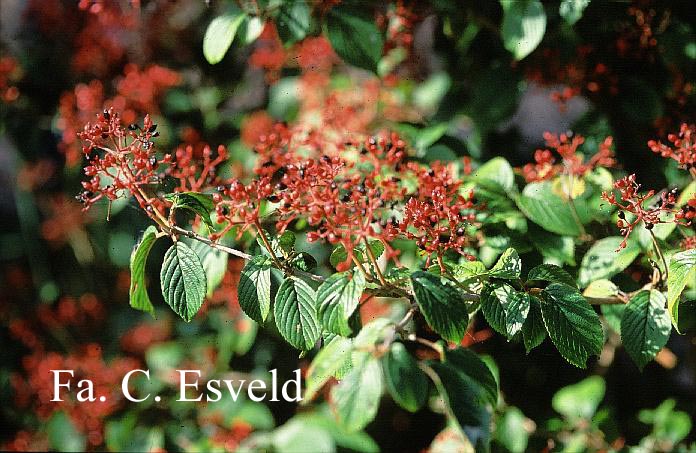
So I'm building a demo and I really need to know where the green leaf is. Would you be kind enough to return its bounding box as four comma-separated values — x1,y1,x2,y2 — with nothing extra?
203,12,247,64
481,282,530,338
539,283,603,367
272,420,335,453
289,251,317,272
473,156,515,193
488,247,522,280
187,239,228,296
238,256,273,324
444,348,498,406
583,279,620,298
501,0,547,60
382,342,429,412
495,406,531,453
317,271,366,336
527,264,576,288
522,296,546,352
667,248,696,330
330,355,383,432
160,242,207,322
559,0,590,25
426,352,493,448
411,271,470,343
164,192,215,228
256,229,296,258
578,236,641,287
304,336,353,401
552,375,605,421
517,182,583,236
129,226,159,315
274,277,320,350
326,6,384,72
621,290,671,370
276,1,312,43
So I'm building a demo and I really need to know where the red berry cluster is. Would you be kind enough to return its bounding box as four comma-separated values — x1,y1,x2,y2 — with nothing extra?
648,123,696,171
601,174,677,249
522,132,615,183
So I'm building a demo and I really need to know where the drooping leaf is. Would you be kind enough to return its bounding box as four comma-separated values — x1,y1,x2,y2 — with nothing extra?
488,247,522,280
330,354,383,432
317,271,366,336
621,290,671,370
382,342,429,413
238,255,273,324
500,0,547,60
274,277,320,350
160,241,207,322
444,348,498,406
481,282,530,339
539,283,603,368
203,12,247,64
522,296,546,353
164,192,215,228
578,236,641,287
304,335,353,401
667,248,696,330
326,6,384,72
527,263,576,288
410,271,469,343
129,226,159,315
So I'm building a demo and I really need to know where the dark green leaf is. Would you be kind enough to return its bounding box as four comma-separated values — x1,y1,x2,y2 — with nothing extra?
444,348,498,406
522,296,546,353
165,192,215,228
274,277,320,350
317,271,366,336
160,241,207,322
411,271,469,343
187,239,228,296
540,283,603,368
621,290,671,370
330,240,384,269
527,264,576,288
481,282,530,339
326,6,384,72
276,1,312,43
129,226,159,315
238,256,273,324
382,342,429,412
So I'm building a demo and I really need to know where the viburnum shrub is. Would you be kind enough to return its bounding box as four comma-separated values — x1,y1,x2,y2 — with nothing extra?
78,102,696,448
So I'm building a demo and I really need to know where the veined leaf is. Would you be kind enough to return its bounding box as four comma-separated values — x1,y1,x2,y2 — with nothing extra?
488,248,522,280
522,296,546,353
330,354,383,432
517,182,583,236
621,290,671,370
382,342,429,413
238,256,273,324
329,240,384,269
667,248,696,330
164,192,215,228
527,264,576,288
186,239,228,296
160,242,207,322
481,282,530,339
274,277,320,351
473,156,515,193
411,271,469,343
539,283,603,368
317,271,366,336
129,226,160,315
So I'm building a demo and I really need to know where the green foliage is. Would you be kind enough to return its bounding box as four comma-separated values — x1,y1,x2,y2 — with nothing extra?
500,0,547,60
164,192,215,228
317,271,366,336
273,277,320,350
382,342,429,413
238,255,273,324
129,226,159,315
578,236,642,287
517,182,584,236
330,354,383,432
621,290,671,370
325,5,384,72
160,241,207,322
667,248,696,330
203,11,247,64
552,375,605,422
410,271,470,343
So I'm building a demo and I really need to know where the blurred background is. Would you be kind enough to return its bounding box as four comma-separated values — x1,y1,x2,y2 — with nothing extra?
0,0,695,451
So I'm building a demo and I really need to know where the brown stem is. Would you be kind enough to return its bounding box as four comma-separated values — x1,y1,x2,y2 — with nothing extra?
363,237,387,286
254,222,284,270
